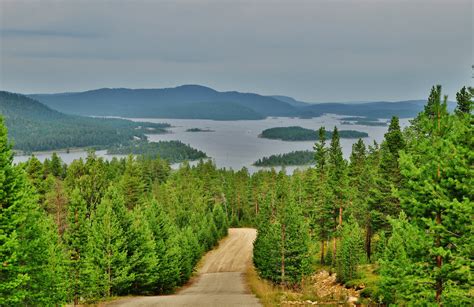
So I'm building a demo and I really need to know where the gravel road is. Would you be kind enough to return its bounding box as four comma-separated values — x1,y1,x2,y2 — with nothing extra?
107,228,261,307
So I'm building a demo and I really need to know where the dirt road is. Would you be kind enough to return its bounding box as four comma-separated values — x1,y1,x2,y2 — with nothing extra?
108,228,261,307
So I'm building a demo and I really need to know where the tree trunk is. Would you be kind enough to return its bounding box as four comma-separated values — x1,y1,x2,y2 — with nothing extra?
366,221,372,261
320,240,325,264
435,211,443,304
281,223,286,284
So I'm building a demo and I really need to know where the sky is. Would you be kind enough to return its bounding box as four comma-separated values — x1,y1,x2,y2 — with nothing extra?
0,0,472,102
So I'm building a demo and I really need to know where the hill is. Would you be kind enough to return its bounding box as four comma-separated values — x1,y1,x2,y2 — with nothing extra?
30,85,299,120
29,85,438,120
0,91,170,152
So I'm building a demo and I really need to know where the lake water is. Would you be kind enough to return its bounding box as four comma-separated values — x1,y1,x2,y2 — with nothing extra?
13,115,410,173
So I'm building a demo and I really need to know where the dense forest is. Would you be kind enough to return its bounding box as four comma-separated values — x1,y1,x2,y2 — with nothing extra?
253,85,473,305
107,140,207,163
254,150,314,166
260,126,368,141
0,91,170,153
0,85,472,305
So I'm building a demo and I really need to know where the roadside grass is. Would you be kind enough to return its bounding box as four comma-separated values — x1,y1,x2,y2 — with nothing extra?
246,262,380,306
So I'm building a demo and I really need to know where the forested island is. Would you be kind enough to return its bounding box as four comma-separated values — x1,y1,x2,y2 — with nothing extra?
254,150,314,166
260,126,368,141
107,140,207,163
341,116,388,126
185,128,214,132
0,91,171,153
2,85,472,306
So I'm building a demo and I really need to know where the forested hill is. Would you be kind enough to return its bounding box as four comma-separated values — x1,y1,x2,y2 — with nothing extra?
30,85,298,120
31,85,431,120
0,91,170,152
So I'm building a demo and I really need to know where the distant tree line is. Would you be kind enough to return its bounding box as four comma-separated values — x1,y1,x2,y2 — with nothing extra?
260,126,368,141
107,140,207,163
254,150,314,166
0,91,170,153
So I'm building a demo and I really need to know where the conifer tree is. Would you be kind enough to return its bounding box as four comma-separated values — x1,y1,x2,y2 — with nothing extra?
278,187,312,285
396,87,473,304
0,117,66,305
313,127,333,264
64,189,96,304
89,196,131,297
144,199,181,293
127,205,158,294
327,126,347,262
335,216,365,283
455,86,472,115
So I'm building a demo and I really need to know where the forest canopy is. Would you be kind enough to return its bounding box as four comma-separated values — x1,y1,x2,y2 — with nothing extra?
0,91,170,153
253,150,315,166
260,126,368,141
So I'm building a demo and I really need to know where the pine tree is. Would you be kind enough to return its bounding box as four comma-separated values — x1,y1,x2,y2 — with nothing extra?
327,126,347,263
120,156,145,209
144,199,181,293
367,117,405,261
127,205,158,294
88,196,131,297
396,87,473,304
455,86,472,116
379,212,432,304
335,216,365,283
64,189,96,304
279,186,312,285
313,127,333,264
0,117,66,305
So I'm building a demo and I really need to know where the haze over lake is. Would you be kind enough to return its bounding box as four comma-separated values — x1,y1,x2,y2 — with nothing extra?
14,115,410,173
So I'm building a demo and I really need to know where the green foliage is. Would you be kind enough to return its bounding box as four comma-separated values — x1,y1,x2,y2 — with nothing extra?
455,86,472,115
0,91,170,152
260,126,368,141
253,174,312,286
336,216,365,283
0,116,66,305
254,150,314,166
107,140,207,163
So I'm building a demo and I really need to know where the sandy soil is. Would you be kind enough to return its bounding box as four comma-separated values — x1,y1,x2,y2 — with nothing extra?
107,228,261,307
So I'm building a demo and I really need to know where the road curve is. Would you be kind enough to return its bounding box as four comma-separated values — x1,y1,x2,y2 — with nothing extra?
107,228,261,307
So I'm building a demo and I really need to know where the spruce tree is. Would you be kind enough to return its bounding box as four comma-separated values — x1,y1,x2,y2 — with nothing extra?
335,216,365,283
64,189,96,304
127,205,158,294
313,127,333,264
0,117,66,305
88,196,131,297
327,126,347,263
455,86,472,115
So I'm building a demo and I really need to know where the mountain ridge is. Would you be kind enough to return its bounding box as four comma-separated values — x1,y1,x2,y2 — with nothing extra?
29,84,432,120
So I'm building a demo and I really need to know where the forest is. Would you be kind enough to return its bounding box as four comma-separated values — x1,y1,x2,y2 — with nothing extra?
254,150,314,166
260,126,368,141
0,85,472,305
0,91,170,153
107,140,207,163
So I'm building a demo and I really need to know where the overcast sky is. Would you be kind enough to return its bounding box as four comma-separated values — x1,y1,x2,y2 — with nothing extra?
0,0,472,101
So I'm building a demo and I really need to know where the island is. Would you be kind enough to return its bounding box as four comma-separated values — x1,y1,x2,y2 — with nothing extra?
259,126,368,141
185,128,215,132
254,150,315,166
340,116,387,126
107,140,207,163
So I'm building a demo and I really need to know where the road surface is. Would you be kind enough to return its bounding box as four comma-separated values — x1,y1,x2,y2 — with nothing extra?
108,228,261,307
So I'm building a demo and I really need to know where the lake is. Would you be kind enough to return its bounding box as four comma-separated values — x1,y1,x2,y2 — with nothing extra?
14,115,410,173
